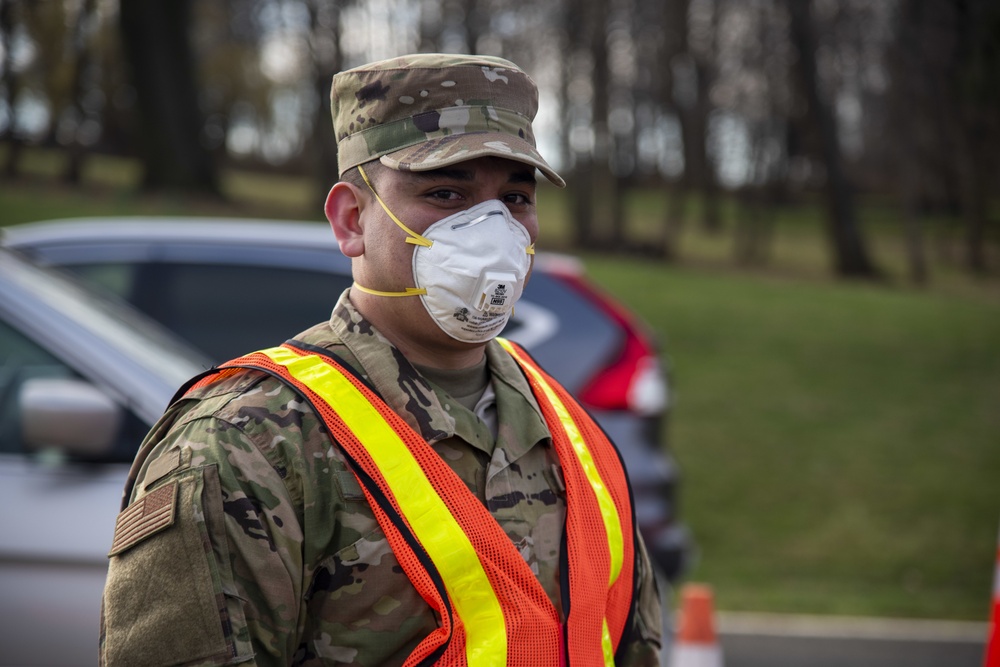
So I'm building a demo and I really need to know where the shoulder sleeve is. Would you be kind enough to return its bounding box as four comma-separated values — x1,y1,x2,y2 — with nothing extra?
100,372,342,666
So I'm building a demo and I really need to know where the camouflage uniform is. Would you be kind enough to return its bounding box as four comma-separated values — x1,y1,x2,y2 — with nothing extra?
101,292,662,666
102,53,661,666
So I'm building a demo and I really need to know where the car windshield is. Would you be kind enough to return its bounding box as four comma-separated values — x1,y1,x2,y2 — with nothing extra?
0,248,209,394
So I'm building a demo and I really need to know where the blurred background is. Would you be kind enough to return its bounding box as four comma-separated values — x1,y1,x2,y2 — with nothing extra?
1,0,999,630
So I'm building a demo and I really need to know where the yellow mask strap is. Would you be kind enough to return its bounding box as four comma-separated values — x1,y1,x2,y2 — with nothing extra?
353,165,428,298
358,164,433,248
353,282,427,298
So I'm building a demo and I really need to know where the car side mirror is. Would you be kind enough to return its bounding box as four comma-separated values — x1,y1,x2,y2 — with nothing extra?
19,377,123,458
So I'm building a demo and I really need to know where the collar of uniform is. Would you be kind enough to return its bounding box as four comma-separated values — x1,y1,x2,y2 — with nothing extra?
327,291,457,444
483,339,551,465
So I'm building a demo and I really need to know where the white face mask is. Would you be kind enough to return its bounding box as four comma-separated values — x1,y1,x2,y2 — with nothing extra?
353,166,535,344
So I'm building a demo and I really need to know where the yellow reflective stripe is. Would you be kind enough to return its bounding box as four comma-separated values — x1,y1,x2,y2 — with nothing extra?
257,346,507,667
601,619,615,667
497,338,624,587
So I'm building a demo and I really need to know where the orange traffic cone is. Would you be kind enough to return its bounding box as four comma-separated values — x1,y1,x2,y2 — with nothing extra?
669,583,723,667
985,521,1000,667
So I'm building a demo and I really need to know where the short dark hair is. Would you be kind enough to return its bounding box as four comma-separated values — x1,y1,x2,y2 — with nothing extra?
339,159,386,193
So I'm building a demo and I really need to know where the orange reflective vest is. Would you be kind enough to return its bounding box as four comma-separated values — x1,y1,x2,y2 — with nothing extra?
186,339,638,667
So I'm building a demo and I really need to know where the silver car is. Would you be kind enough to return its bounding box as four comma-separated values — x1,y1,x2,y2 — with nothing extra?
0,245,210,666
7,217,690,581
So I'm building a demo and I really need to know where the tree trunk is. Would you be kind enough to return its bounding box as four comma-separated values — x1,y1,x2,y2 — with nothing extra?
570,162,596,248
63,0,98,185
955,136,988,274
418,0,441,51
1,0,24,178
734,128,775,267
915,0,996,277
889,0,929,286
656,0,691,259
610,172,627,250
734,188,774,267
953,0,996,276
900,168,929,286
119,0,220,195
462,0,482,54
586,0,612,250
308,0,342,205
564,0,609,250
787,0,879,279
693,24,720,234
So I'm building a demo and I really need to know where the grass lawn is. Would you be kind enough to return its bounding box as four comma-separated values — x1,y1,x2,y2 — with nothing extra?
2,148,999,621
586,256,1000,620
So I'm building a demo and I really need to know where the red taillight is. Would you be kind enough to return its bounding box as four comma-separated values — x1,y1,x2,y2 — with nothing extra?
543,259,667,415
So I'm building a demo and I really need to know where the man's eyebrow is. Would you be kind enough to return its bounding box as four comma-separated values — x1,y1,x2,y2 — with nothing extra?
508,170,537,186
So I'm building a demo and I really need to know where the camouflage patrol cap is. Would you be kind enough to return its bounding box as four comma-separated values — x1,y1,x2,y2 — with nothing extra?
331,53,565,187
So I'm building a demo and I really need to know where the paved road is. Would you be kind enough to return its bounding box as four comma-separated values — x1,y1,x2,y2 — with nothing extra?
712,613,987,667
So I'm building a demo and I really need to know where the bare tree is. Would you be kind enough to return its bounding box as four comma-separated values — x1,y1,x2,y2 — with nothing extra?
119,0,220,195
686,0,720,234
654,0,691,259
652,0,721,257
63,0,99,185
947,0,1000,275
734,122,781,267
607,0,630,251
886,0,930,285
424,0,483,53
786,0,879,278
0,0,24,177
0,0,989,280
724,1,791,267
306,0,344,201
866,0,998,279
562,0,611,249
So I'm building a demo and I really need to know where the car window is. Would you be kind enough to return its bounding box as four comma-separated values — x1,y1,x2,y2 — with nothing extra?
70,262,353,361
0,320,147,462
67,261,136,299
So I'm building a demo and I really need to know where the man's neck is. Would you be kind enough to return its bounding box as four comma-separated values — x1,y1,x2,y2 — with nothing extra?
350,288,488,369
395,337,487,369
414,356,490,413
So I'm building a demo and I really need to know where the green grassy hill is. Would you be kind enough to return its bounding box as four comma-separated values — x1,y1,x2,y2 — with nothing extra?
587,257,1000,620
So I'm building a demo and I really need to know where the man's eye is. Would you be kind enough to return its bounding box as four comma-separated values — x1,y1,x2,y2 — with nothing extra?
504,193,532,206
428,189,462,201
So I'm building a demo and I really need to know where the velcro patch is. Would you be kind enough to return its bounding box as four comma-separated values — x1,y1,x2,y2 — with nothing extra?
108,482,177,557
335,469,365,501
143,448,181,488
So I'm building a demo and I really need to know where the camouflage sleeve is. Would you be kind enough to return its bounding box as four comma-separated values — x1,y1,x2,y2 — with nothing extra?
101,376,326,666
617,530,665,667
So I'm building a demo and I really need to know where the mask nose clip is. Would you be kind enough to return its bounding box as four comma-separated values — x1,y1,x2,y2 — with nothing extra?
451,209,504,231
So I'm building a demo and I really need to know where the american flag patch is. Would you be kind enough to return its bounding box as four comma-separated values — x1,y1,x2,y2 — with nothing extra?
108,482,177,557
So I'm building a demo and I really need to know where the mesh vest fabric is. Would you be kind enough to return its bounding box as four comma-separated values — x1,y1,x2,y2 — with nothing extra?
186,341,636,666
497,338,637,667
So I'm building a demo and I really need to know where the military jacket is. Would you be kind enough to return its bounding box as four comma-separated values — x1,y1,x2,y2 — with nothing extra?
100,292,662,666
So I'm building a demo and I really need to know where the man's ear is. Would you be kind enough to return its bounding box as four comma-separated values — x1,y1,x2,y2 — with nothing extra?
325,181,366,257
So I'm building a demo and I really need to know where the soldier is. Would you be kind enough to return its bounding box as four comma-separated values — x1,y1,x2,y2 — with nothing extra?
100,54,662,666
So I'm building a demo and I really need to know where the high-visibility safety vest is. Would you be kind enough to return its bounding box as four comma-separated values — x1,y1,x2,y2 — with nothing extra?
186,339,638,667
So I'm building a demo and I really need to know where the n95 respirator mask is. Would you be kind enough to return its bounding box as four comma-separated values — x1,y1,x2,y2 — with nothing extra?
353,167,534,344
